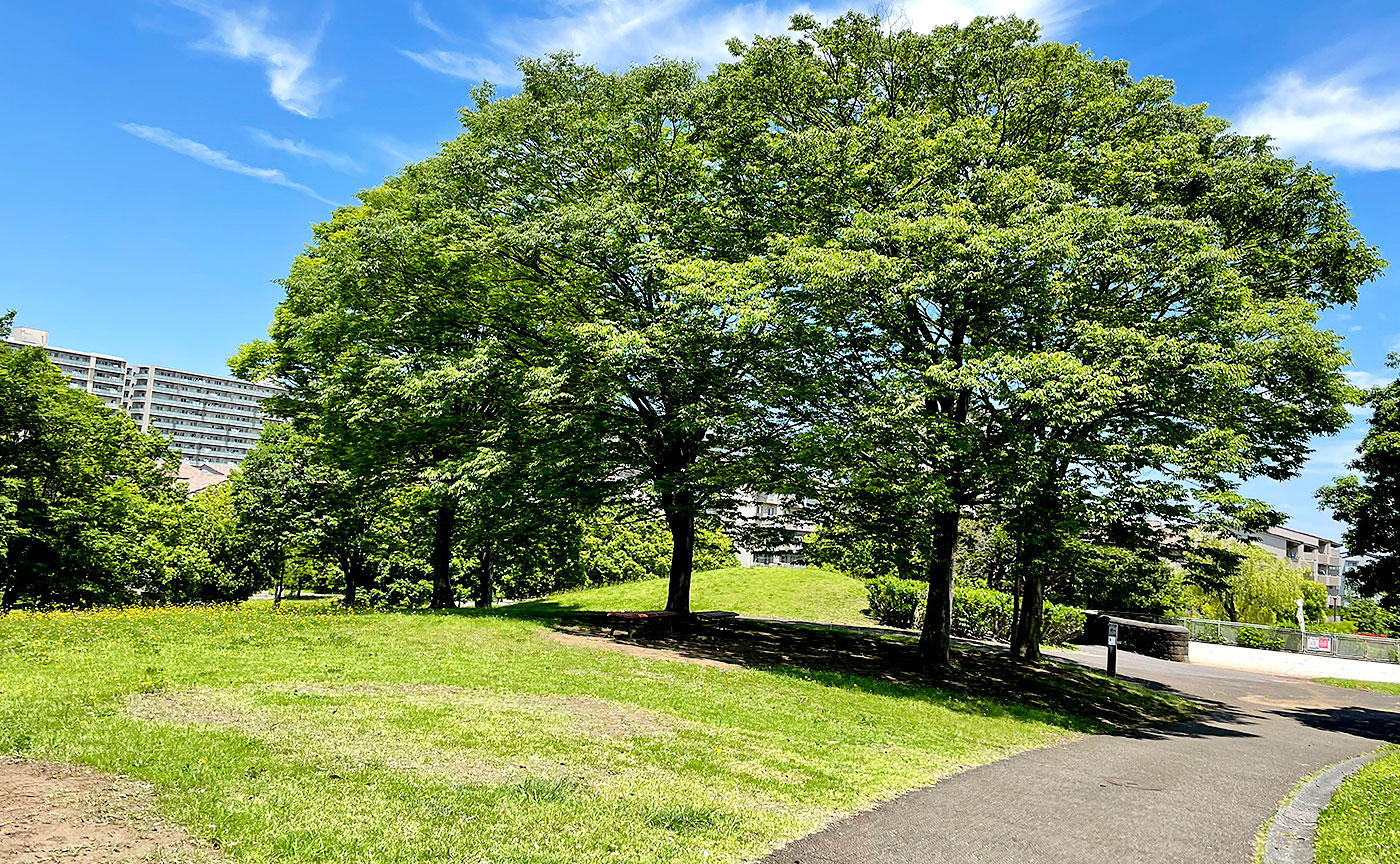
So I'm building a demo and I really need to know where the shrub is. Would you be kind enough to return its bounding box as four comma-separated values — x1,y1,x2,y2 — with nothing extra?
863,577,1085,643
864,574,924,628
579,506,737,589
363,578,434,610
952,585,1014,640
1236,628,1285,651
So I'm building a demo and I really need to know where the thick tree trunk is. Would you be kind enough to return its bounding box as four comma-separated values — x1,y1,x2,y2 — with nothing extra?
430,500,457,609
918,511,960,668
342,550,361,606
478,542,495,609
662,492,697,615
1011,566,1044,661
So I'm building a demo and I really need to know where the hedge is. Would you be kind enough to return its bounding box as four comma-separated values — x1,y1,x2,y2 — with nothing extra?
863,576,1085,645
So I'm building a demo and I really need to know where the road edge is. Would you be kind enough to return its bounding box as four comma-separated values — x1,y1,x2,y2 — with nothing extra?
1259,747,1389,864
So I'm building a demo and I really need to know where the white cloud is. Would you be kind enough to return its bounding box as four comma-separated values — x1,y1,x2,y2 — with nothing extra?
1303,437,1363,476
367,134,443,170
1236,68,1400,171
399,49,507,82
119,123,334,204
411,1,455,41
405,0,1076,82
1344,369,1395,390
248,128,360,173
173,1,335,117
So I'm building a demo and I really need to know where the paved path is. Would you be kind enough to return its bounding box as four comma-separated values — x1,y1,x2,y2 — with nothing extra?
760,646,1400,864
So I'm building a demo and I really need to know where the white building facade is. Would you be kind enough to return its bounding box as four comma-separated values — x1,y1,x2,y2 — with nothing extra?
4,328,279,465
732,493,816,567
123,366,280,464
1247,526,1345,610
5,327,129,410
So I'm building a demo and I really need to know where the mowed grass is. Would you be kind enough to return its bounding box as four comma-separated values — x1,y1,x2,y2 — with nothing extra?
515,566,877,626
1316,678,1400,696
3,601,1133,864
1315,747,1400,864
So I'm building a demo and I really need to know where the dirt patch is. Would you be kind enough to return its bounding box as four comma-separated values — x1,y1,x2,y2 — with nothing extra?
0,759,215,863
127,693,268,733
546,630,742,670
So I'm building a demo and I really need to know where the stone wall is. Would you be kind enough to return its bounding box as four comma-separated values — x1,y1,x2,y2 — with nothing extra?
1083,613,1190,662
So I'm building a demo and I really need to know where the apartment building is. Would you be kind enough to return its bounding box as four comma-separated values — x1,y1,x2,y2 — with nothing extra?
732,493,816,567
5,326,128,410
4,328,279,465
1247,526,1345,609
123,366,280,464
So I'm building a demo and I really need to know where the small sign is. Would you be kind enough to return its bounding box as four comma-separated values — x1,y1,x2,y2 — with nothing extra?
1306,635,1333,653
1107,622,1119,646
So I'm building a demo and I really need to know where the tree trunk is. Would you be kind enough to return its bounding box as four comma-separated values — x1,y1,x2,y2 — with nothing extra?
342,550,360,606
662,492,697,615
430,500,457,609
272,557,286,607
1011,566,1044,661
478,542,495,609
918,511,960,668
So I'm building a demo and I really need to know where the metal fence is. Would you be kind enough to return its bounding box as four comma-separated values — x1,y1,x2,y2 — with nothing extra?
1104,612,1400,664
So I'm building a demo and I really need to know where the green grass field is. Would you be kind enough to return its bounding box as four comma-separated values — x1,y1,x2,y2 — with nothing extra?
513,566,877,626
1315,747,1400,864
0,569,1188,863
1315,678,1400,696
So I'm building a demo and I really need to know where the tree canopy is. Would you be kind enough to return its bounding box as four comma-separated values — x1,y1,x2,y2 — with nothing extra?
1318,358,1400,608
230,14,1379,664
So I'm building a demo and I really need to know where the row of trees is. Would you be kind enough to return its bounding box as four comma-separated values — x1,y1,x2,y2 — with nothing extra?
232,13,1382,666
0,314,737,610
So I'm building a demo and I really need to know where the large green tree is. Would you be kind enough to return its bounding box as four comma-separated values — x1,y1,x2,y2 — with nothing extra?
704,14,1379,664
1318,359,1400,608
239,57,784,614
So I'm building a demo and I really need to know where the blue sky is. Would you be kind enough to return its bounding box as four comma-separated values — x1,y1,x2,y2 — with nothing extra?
3,0,1398,536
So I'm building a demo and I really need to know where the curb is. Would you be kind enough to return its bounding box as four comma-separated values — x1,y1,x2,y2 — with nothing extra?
1261,748,1388,864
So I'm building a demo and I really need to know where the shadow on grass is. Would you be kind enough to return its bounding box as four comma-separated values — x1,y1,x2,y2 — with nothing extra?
484,601,1245,734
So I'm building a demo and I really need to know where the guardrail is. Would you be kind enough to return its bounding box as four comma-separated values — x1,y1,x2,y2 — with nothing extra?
1099,612,1400,665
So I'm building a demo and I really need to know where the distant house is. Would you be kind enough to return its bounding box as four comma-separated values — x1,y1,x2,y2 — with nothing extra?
176,462,236,495
1245,526,1344,610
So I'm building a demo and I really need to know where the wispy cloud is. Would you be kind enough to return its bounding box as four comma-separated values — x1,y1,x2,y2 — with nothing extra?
399,49,507,82
1236,67,1400,171
367,134,443,170
248,128,360,173
404,0,1078,82
411,1,454,40
172,1,336,117
119,123,334,204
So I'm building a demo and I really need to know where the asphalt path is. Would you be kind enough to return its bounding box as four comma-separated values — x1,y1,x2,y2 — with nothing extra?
759,646,1400,864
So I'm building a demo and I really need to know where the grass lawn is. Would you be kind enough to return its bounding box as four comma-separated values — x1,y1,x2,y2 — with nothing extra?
0,595,1187,864
1315,678,1400,696
1315,747,1400,864
513,566,877,626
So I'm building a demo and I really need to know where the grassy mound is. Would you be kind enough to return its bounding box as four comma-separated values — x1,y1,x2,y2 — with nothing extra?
515,566,876,626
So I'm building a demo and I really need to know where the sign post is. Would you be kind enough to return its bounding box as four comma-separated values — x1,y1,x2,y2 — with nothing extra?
1106,622,1119,678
